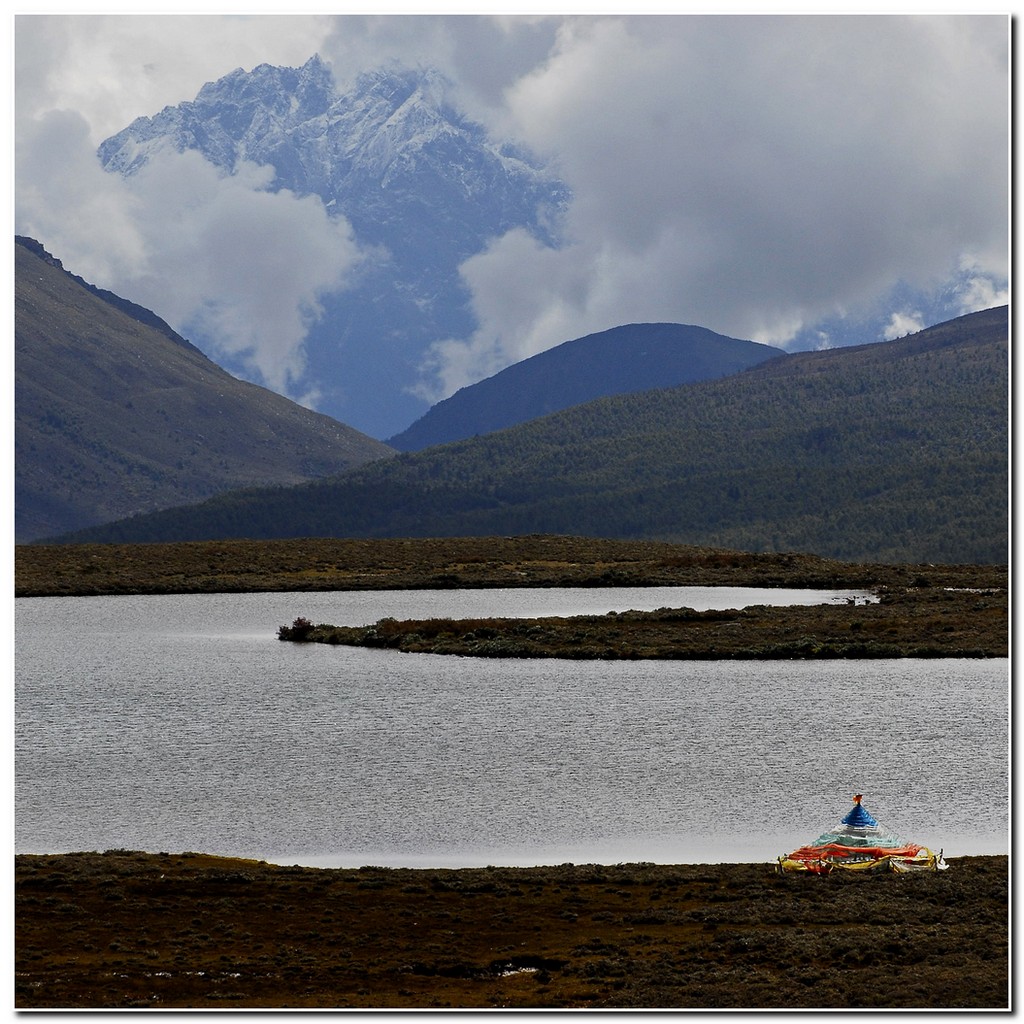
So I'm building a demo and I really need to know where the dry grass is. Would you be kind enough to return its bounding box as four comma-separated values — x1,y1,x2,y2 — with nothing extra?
281,583,1007,660
15,851,1007,1010
15,534,1007,597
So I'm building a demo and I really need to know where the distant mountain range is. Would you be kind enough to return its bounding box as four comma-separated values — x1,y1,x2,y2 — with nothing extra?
98,56,571,438
387,323,784,450
54,305,1009,565
15,236,395,543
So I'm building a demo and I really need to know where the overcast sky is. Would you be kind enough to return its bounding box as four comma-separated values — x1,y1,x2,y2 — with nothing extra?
14,12,1010,407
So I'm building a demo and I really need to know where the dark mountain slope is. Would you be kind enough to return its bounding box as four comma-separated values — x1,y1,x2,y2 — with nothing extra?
54,306,1008,565
15,237,395,542
386,323,785,450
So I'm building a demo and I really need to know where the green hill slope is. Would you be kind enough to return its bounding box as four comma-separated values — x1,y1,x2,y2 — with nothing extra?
15,237,395,541
53,306,1008,564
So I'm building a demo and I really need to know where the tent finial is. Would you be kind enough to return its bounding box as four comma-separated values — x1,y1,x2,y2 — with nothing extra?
853,794,863,804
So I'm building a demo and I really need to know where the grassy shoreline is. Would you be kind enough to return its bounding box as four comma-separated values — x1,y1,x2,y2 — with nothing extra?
15,850,1008,1009
14,534,1008,597
277,582,1007,659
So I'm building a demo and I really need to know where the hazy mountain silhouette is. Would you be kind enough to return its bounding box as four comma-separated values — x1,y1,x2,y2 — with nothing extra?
387,323,785,450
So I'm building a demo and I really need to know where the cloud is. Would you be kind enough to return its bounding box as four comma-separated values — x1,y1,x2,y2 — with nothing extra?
14,14,1009,415
15,14,333,145
955,254,1010,314
882,310,925,341
16,108,149,281
117,151,362,397
16,104,362,400
417,14,1009,395
411,228,587,401
318,14,560,125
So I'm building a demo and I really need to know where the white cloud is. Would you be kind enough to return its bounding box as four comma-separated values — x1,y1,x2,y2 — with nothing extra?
15,14,333,145
15,108,149,283
16,105,362,398
416,14,1009,395
317,14,560,126
882,310,925,341
14,13,1010,415
413,228,588,401
955,254,1010,314
119,151,363,396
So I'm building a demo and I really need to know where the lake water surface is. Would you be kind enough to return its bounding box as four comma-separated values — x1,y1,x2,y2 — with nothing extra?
15,588,1007,867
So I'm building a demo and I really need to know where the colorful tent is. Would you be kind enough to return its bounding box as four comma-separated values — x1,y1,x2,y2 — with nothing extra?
777,795,948,874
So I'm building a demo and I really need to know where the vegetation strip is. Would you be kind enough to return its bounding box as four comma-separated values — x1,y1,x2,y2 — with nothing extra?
15,851,1007,1009
278,582,1006,660
14,534,1007,598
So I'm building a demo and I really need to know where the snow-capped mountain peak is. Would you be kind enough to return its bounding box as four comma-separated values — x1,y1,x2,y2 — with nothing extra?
97,57,571,438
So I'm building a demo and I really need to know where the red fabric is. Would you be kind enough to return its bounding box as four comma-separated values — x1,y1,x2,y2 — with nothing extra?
786,842,924,862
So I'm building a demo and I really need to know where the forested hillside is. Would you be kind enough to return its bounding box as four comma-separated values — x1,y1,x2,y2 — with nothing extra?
52,306,1008,565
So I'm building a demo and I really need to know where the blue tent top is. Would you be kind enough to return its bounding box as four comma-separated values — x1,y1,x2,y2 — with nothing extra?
841,795,879,828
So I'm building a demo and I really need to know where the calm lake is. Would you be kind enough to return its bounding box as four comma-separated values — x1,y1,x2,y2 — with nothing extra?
15,587,1008,868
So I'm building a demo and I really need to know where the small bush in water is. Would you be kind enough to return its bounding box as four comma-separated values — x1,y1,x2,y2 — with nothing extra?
278,616,314,641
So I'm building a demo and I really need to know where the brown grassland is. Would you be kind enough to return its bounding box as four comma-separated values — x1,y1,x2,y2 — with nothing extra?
15,533,1007,598
280,582,1006,660
15,535,1009,1009
15,851,1008,1010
